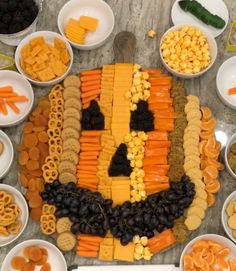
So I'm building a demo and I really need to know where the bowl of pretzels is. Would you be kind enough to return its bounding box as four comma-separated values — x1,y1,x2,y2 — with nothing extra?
0,184,29,247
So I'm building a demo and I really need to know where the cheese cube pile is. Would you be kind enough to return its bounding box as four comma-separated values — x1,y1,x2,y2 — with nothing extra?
65,16,99,45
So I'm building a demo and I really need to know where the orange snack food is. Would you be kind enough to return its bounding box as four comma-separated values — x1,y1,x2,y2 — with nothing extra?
40,263,51,271
11,256,26,270
20,37,70,82
228,87,236,95
22,262,35,271
29,246,42,262
183,239,236,271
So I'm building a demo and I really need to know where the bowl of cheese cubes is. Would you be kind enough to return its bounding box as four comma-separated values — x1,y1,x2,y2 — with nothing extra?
15,31,73,87
57,0,115,50
160,24,217,79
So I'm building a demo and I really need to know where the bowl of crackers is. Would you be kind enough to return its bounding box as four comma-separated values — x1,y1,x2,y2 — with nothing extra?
225,133,236,179
222,190,236,243
15,31,73,87
0,184,29,247
160,24,217,79
0,130,14,179
1,239,67,271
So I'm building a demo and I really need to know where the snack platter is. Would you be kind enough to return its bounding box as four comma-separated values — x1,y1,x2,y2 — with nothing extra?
0,0,236,270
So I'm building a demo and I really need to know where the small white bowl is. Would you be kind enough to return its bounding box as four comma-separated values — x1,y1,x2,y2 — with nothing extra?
222,190,236,243
216,56,236,109
159,24,218,79
224,133,236,179
1,239,67,271
15,31,73,87
0,131,14,179
57,0,115,50
0,184,29,247
0,71,34,127
180,234,236,270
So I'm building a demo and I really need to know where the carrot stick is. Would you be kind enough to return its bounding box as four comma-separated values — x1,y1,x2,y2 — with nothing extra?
145,148,169,157
80,151,99,157
144,168,169,176
78,243,99,251
81,89,101,99
6,101,20,114
81,70,102,76
146,141,171,149
143,156,168,166
150,86,171,92
78,165,98,171
149,103,170,110
154,112,176,119
78,160,99,166
79,156,99,161
82,95,99,105
228,87,236,95
144,175,169,183
82,84,101,92
150,92,170,98
149,77,172,85
6,96,28,103
82,102,90,109
81,74,101,82
148,230,176,254
0,98,7,115
78,235,103,242
80,137,100,144
147,131,168,141
0,92,17,98
143,165,170,171
82,80,101,87
81,131,102,137
149,97,173,104
77,250,98,257
0,86,13,92
78,183,97,191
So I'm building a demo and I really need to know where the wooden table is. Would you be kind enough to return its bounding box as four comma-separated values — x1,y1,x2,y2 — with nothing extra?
0,0,236,267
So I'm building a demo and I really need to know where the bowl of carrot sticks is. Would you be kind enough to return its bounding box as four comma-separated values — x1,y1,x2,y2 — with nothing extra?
0,70,34,127
216,56,236,109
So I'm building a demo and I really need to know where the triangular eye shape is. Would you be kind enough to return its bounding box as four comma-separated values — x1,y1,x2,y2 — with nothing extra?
130,101,154,132
108,143,133,176
82,100,104,130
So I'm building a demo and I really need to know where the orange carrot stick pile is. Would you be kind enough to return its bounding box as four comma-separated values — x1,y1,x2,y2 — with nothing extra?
77,131,101,191
147,229,176,254
77,234,103,258
80,70,102,108
142,70,175,195
0,85,28,115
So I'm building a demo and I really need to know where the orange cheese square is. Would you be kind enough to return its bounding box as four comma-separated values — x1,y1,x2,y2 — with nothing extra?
79,16,99,31
112,187,130,205
99,244,114,261
114,239,134,262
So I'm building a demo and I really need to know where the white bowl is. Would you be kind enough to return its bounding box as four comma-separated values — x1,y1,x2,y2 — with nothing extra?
159,24,218,79
1,239,67,271
0,71,34,127
216,56,236,109
224,133,236,179
222,191,236,243
0,0,41,46
15,31,73,87
180,234,236,270
171,0,229,38
57,0,115,50
0,184,29,247
0,131,14,179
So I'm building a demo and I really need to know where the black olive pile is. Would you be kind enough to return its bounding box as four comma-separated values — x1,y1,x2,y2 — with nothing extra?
41,176,195,245
82,100,104,130
130,101,154,132
0,0,39,34
108,143,132,176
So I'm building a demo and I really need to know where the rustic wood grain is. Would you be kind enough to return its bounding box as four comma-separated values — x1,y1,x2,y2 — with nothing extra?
0,0,236,268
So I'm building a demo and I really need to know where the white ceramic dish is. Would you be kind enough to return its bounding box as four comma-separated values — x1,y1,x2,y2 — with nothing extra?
216,56,236,110
0,0,41,46
224,133,236,179
0,184,29,247
0,131,14,179
222,190,236,243
171,0,229,38
180,234,236,270
1,239,67,271
0,71,34,127
15,31,73,87
57,0,115,50
159,24,218,79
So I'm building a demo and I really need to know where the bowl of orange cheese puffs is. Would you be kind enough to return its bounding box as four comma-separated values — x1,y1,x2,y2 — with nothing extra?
15,31,73,87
